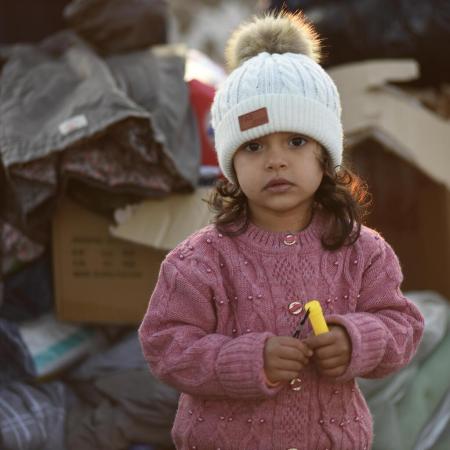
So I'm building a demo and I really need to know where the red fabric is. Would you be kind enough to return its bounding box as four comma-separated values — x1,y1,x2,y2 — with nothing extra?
188,79,218,167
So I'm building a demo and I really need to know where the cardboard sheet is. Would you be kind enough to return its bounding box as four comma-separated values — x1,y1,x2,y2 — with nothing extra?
329,59,450,190
110,188,212,250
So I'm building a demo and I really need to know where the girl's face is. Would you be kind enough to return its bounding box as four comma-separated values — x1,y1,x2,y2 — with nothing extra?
233,131,324,232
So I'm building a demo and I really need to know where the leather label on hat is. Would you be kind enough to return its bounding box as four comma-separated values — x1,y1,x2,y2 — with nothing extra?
238,107,269,131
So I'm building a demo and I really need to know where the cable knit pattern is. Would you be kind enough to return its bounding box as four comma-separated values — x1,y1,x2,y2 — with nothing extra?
139,213,424,450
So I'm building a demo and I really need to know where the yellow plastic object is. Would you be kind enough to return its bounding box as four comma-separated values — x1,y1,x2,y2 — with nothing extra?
305,300,329,335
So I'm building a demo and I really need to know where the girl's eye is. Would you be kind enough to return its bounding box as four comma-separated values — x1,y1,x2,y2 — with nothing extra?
244,142,262,152
290,136,307,147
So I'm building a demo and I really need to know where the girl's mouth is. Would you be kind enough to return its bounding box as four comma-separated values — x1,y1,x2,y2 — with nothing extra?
263,178,294,192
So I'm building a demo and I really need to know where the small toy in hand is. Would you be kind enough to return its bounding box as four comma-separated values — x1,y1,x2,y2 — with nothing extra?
305,300,329,335
292,300,329,339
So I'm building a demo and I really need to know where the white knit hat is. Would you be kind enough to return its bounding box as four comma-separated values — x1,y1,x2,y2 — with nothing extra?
211,13,343,183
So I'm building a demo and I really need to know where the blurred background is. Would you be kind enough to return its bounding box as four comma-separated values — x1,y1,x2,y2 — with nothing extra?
0,1,449,450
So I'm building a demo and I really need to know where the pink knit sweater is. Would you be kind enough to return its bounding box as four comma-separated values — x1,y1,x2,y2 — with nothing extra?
139,213,424,450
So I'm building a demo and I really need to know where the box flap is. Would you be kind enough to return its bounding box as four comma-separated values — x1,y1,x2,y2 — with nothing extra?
110,188,212,250
329,59,450,190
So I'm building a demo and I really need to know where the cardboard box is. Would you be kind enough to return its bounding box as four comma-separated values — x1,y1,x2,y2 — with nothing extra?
329,60,450,299
350,138,450,299
52,198,167,324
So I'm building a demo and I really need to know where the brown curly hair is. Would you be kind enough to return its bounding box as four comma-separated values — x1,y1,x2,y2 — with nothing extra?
208,149,371,250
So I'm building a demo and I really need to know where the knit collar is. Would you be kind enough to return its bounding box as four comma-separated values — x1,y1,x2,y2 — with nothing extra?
235,210,327,253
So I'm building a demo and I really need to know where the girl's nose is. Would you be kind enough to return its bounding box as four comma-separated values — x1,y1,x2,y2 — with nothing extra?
265,148,287,170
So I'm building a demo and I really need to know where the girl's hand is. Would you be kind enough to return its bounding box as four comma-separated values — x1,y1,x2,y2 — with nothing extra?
263,336,313,384
304,325,352,378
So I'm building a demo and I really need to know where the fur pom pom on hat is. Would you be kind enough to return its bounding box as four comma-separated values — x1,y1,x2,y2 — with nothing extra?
225,12,321,71
211,12,343,183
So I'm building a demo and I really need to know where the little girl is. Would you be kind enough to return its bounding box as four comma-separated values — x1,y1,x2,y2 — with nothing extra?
139,12,424,450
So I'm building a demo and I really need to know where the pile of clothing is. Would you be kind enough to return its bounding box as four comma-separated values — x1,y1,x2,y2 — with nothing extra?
0,1,219,449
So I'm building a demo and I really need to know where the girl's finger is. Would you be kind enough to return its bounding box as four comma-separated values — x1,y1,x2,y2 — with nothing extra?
320,365,347,378
303,333,335,349
276,370,303,382
314,344,340,360
276,345,312,361
316,355,345,370
272,359,305,373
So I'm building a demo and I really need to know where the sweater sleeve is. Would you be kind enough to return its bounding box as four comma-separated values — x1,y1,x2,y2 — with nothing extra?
138,253,280,400
327,235,424,382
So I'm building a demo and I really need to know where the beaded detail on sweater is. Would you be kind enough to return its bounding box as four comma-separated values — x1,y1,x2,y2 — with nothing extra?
139,212,424,450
